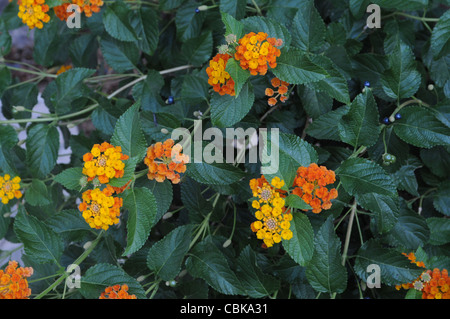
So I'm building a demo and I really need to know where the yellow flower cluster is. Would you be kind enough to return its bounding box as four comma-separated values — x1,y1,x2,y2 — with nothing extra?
0,174,22,205
17,0,50,30
249,176,293,248
82,142,129,184
78,185,122,230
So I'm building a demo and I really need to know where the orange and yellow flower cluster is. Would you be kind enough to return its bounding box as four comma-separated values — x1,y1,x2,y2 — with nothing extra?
144,139,189,184
82,142,129,184
99,284,137,299
206,53,236,96
54,0,104,21
265,77,290,106
0,174,22,205
78,185,123,230
292,163,338,214
249,176,293,248
0,261,33,299
17,0,50,29
395,252,449,299
234,32,282,76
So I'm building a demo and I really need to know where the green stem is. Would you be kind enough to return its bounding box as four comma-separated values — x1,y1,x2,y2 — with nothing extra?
34,231,104,299
393,12,440,22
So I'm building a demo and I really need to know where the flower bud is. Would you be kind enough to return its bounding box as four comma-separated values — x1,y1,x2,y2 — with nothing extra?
223,239,232,248
13,106,26,113
160,128,169,135
197,5,208,11
83,241,92,250
427,84,434,91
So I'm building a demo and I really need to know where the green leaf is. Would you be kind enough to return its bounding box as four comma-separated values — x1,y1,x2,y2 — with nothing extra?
102,1,138,42
354,239,424,286
430,9,450,59
225,58,251,98
24,179,51,207
236,246,280,298
221,11,244,39
433,180,450,216
111,102,148,161
186,162,246,186
26,124,60,179
282,213,314,266
147,225,194,281
132,70,165,113
336,157,397,198
290,0,326,52
211,82,254,127
80,263,146,299
46,209,91,236
53,168,85,191
241,16,291,48
284,194,312,210
393,105,450,148
272,48,329,85
306,105,350,141
381,41,421,99
13,207,63,264
131,6,159,55
393,165,420,197
427,217,450,245
338,89,381,147
175,0,206,42
0,20,11,57
297,85,333,119
371,0,428,10
357,193,399,234
261,131,318,190
135,178,174,225
305,216,347,294
185,237,244,295
123,187,158,256
108,157,138,188
220,0,247,20
181,31,213,67
99,37,139,73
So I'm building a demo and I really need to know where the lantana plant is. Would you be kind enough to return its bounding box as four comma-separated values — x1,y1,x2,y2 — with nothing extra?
0,0,449,301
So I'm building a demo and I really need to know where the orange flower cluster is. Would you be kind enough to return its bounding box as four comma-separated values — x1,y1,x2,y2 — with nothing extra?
82,142,129,184
265,77,290,106
0,261,33,299
99,284,137,299
56,64,72,75
395,252,427,290
234,32,282,76
54,0,104,21
144,139,189,184
422,268,450,299
78,185,123,230
206,53,235,96
292,163,338,214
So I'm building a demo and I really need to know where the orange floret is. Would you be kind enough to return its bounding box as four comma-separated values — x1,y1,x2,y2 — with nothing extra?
99,284,137,299
206,53,236,96
264,77,290,106
0,261,33,299
144,139,189,184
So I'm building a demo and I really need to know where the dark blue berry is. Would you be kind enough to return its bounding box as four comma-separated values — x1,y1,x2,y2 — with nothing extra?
195,8,200,13
395,113,402,120
382,117,390,124
167,96,174,104
364,81,370,87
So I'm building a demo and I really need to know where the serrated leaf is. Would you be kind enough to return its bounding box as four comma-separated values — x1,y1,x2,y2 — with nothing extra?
354,239,424,286
135,178,173,225
123,188,158,256
24,179,51,207
284,194,312,210
175,0,206,42
53,167,84,191
225,58,251,98
241,16,291,48
297,85,333,119
220,0,247,20
290,0,326,52
186,162,246,186
336,157,397,198
147,225,194,281
305,216,347,294
357,192,399,234
99,37,139,73
393,105,450,148
338,89,380,147
430,10,450,59
46,209,91,235
236,246,280,298
13,207,63,264
433,180,450,216
381,41,421,99
282,212,314,266
221,11,244,39
131,6,159,55
26,124,60,179
111,102,148,161
185,236,244,295
211,82,254,127
181,31,213,67
80,263,146,299
103,1,138,42
272,48,329,85
306,105,350,141
427,217,450,245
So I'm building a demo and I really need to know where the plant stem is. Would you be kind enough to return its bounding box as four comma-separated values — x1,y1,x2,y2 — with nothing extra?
341,200,358,267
